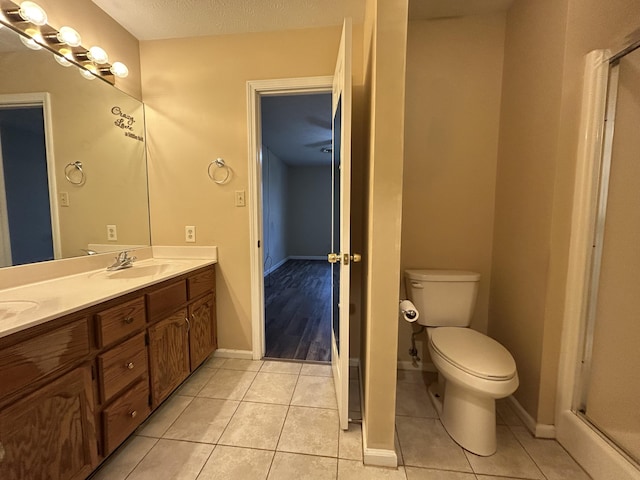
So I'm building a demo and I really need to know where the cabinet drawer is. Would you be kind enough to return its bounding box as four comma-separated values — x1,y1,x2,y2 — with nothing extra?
102,379,150,455
98,333,147,404
187,267,215,299
146,280,187,322
95,297,145,348
0,318,89,400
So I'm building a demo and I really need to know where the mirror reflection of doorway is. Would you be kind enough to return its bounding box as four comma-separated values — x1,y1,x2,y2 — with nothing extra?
0,105,53,266
261,93,333,362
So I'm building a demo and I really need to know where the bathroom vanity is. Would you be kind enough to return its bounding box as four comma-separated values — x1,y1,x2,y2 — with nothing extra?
0,255,217,480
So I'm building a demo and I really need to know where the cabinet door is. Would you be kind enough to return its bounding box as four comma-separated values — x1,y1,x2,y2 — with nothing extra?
188,294,217,370
0,366,97,480
148,309,190,407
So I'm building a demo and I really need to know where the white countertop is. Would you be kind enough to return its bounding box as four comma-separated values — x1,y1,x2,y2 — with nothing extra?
0,247,217,339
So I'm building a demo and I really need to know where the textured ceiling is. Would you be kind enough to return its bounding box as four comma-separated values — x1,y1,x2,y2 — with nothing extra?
91,0,365,41
261,93,332,167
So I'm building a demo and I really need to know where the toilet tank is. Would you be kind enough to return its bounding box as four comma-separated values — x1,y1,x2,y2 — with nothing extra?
404,269,480,327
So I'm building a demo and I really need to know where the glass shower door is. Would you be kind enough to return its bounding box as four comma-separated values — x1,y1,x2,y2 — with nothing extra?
579,44,640,466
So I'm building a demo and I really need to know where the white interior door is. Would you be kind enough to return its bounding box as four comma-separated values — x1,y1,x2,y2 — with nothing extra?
330,18,353,430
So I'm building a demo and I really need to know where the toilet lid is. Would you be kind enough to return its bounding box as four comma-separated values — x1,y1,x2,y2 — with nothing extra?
429,327,516,380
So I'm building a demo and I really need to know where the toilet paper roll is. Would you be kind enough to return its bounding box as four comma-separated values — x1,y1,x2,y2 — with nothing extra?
399,299,419,323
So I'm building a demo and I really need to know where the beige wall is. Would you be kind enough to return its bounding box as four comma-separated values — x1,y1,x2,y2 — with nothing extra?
399,14,506,364
360,0,408,452
15,0,142,98
489,0,568,422
140,26,363,354
491,0,640,425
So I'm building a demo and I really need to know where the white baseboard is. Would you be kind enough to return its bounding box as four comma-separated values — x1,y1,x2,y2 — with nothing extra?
397,360,437,372
361,416,398,467
214,349,254,359
264,257,288,276
507,395,556,438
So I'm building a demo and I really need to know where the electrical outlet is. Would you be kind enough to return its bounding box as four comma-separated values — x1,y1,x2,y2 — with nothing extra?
235,190,246,207
59,192,69,207
185,225,196,243
107,225,117,241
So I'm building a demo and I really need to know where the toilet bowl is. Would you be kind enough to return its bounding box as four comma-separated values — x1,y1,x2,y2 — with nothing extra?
404,269,519,456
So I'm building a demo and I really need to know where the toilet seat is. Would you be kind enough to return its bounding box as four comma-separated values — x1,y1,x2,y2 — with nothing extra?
429,327,516,380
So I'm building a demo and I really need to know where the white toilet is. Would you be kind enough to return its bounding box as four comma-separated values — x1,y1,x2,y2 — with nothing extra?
404,269,519,456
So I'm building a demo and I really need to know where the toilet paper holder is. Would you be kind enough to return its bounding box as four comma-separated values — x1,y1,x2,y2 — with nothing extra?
399,299,419,322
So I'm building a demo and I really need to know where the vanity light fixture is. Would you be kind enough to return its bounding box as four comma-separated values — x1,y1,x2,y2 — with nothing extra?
109,61,128,78
53,48,73,67
17,1,47,26
79,63,98,80
1,0,125,84
19,27,43,50
42,25,81,47
87,45,108,64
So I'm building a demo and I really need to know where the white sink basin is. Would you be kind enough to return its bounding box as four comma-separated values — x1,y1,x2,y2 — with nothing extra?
0,300,39,320
89,262,185,280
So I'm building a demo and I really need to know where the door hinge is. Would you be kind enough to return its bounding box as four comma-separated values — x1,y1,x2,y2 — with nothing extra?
258,240,261,248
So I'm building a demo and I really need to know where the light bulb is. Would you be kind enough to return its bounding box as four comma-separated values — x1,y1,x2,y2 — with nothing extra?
19,29,43,50
18,1,47,26
87,45,108,64
56,26,81,47
54,49,73,67
110,61,129,78
79,64,97,80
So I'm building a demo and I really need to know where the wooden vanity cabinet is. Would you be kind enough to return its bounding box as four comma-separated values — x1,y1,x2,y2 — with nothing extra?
0,264,217,478
147,266,217,407
0,365,97,480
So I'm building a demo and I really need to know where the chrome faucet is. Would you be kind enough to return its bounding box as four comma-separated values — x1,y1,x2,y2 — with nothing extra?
107,250,137,271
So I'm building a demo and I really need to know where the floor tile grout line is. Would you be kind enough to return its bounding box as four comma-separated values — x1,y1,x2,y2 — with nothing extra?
505,423,553,480
265,370,301,479
116,436,159,480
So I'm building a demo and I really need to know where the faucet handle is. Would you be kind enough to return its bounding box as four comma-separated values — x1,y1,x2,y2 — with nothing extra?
117,250,130,261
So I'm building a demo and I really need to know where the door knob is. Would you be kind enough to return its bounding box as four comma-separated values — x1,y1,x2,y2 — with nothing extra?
327,253,340,264
350,253,362,263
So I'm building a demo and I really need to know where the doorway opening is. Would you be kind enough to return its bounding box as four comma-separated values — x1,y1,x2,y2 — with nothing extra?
247,76,334,362
0,93,60,267
260,93,333,362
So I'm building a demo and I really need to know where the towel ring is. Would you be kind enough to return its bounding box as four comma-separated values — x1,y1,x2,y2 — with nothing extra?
65,161,85,185
208,158,231,185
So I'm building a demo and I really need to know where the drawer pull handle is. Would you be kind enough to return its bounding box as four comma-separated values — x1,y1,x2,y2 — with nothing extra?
185,317,191,332
129,410,138,418
126,362,135,370
123,317,135,324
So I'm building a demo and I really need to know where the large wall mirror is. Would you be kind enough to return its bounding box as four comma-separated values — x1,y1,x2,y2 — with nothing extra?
0,22,150,267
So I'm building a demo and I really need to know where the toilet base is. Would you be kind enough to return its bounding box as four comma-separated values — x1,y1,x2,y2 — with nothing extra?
429,380,497,456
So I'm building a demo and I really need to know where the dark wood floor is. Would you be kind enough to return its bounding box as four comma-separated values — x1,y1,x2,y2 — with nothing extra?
264,260,332,362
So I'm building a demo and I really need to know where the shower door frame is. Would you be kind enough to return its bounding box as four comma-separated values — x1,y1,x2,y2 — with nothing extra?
555,47,640,480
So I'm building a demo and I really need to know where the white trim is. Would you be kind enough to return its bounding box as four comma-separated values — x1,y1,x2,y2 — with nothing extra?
288,255,326,261
0,93,61,260
506,396,556,438
213,349,254,359
263,256,288,276
0,132,12,267
397,360,437,372
555,50,640,479
361,418,398,467
247,76,333,361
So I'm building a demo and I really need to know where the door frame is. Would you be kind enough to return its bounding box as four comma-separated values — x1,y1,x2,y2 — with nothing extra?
0,92,62,262
247,76,333,360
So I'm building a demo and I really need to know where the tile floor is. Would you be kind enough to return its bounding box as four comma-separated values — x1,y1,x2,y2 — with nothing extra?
92,358,592,480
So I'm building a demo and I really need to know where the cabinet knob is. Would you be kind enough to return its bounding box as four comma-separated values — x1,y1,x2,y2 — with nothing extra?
126,362,134,370
129,410,138,418
123,317,134,325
